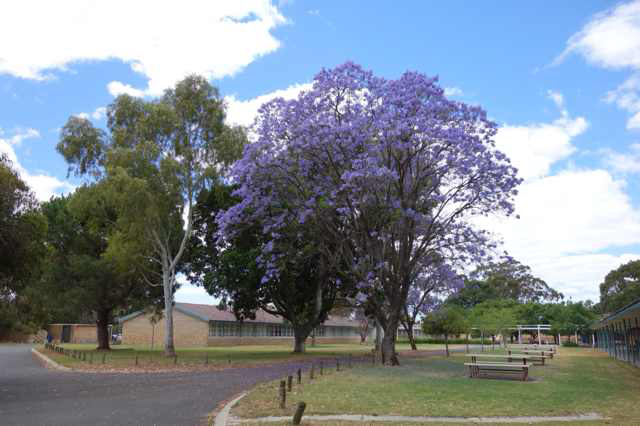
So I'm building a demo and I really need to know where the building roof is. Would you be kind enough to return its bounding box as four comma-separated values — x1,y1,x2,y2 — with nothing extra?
118,302,359,327
595,298,640,328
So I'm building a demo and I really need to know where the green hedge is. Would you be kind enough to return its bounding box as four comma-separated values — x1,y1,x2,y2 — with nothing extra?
562,341,580,347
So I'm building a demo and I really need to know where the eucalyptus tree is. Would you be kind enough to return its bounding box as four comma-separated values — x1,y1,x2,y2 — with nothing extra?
56,76,246,355
219,62,521,364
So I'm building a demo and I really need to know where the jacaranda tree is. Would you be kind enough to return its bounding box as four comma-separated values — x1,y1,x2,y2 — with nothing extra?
219,62,521,365
401,261,463,350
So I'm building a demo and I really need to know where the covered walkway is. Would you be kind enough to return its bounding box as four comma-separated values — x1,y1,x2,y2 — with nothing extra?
594,298,640,367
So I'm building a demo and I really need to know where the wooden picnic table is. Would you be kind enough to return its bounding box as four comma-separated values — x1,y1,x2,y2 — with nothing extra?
464,361,531,381
507,350,551,364
466,353,536,364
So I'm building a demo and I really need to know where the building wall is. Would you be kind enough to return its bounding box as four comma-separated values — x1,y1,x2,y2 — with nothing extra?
48,324,97,343
206,336,360,346
122,309,208,347
122,309,363,347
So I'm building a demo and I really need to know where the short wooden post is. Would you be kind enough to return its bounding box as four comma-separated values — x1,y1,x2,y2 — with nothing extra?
102,353,106,364
292,401,306,425
287,375,293,392
135,355,139,366
297,368,301,384
279,380,286,409
320,360,323,375
310,365,315,380
336,358,340,371
89,353,93,364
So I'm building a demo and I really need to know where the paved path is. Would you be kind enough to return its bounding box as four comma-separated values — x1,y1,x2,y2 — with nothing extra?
0,344,329,426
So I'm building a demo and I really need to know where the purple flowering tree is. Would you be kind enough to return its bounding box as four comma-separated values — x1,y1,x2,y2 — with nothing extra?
401,261,463,350
219,62,521,365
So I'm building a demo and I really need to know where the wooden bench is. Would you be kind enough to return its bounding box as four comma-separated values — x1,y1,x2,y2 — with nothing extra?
466,354,531,364
510,345,557,353
509,348,554,358
464,361,531,381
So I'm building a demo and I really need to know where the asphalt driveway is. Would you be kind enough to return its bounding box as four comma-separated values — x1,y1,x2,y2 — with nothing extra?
0,344,320,426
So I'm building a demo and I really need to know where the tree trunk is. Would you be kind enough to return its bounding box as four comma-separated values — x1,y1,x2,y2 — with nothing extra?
374,321,382,351
381,319,400,366
96,308,111,351
293,333,306,353
402,321,418,350
163,268,176,356
445,333,449,357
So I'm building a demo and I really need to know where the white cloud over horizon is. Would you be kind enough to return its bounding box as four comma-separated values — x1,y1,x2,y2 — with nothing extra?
484,93,640,301
0,128,74,201
0,1,287,96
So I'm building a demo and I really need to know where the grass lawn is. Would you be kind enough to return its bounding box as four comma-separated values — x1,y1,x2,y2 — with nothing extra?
38,342,465,370
232,347,640,425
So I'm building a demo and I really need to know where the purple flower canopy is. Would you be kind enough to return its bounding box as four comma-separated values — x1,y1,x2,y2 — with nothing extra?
218,62,521,288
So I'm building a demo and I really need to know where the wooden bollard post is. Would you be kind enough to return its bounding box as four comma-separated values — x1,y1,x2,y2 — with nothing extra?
287,375,293,391
135,355,139,366
310,365,315,380
279,380,286,409
336,358,340,371
102,353,106,364
297,368,301,384
292,401,306,425
320,360,323,376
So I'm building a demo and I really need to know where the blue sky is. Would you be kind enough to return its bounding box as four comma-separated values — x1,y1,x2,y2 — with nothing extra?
2,0,639,303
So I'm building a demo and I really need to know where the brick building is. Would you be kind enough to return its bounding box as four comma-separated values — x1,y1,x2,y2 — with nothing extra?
120,302,365,347
48,323,99,343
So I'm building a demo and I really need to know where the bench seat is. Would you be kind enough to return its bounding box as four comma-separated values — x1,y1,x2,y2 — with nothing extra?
464,362,531,381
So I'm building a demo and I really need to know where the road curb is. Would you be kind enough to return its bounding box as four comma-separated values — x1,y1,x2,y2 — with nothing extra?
214,392,247,426
31,347,72,372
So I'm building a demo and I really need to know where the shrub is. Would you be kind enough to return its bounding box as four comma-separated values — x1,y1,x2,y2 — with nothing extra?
562,341,579,347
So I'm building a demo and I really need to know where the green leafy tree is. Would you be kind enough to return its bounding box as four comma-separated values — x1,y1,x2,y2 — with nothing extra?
599,260,640,313
185,183,353,353
470,301,517,348
41,183,162,349
0,154,47,339
422,306,470,356
56,76,246,355
448,259,563,309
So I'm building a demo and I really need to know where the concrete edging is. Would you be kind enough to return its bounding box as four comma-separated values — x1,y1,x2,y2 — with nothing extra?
231,413,608,424
31,347,72,372
214,392,248,426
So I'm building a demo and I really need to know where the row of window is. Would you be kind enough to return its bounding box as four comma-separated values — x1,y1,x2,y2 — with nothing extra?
207,321,360,338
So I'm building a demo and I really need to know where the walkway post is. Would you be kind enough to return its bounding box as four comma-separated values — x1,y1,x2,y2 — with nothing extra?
537,325,541,345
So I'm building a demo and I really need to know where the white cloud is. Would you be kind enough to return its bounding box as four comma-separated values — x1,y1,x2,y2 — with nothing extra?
494,92,588,181
556,1,640,69
0,128,74,201
174,279,216,305
603,74,640,129
603,143,640,174
225,82,312,127
107,81,145,98
557,1,640,128
74,106,107,122
0,1,287,96
444,86,463,97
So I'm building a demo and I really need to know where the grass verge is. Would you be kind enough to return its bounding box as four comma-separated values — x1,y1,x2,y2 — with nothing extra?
232,348,640,425
36,342,464,371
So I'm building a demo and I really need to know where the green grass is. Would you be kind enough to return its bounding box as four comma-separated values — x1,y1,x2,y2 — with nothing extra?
39,342,465,370
232,348,640,425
